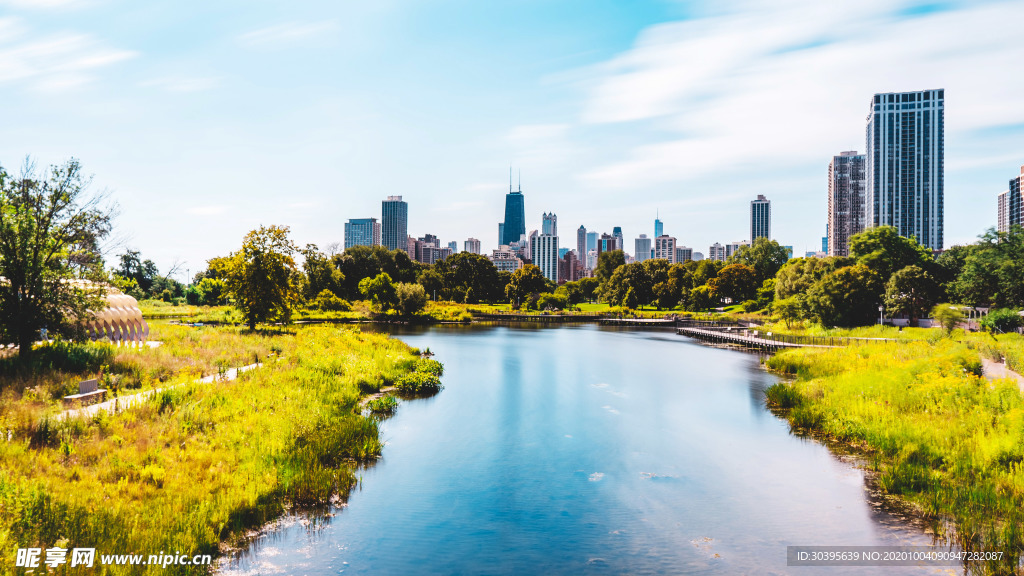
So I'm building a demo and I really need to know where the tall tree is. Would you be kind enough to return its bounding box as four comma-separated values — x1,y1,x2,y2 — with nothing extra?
433,252,500,303
224,225,300,330
594,250,625,284
0,159,113,361
300,244,344,300
849,225,934,284
729,237,791,284
506,264,549,309
805,265,883,327
709,263,758,303
884,265,941,327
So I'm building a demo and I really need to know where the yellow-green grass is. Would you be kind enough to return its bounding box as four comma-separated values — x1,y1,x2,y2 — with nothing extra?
0,325,430,574
766,341,1024,572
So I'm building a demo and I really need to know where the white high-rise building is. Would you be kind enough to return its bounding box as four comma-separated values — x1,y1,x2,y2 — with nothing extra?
693,252,705,261
750,195,770,241
531,234,560,283
634,235,652,263
708,243,726,262
725,241,748,259
866,89,945,250
675,246,693,262
654,235,677,263
464,238,481,254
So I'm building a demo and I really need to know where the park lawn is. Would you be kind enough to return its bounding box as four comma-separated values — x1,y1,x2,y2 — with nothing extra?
0,324,437,574
766,338,1024,573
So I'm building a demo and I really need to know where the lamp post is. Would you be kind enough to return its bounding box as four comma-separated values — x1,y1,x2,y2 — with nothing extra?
878,305,884,326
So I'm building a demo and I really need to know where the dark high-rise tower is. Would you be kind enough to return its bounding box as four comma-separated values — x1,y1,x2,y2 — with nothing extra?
828,152,866,256
750,195,771,241
501,179,526,246
866,89,944,250
382,196,408,251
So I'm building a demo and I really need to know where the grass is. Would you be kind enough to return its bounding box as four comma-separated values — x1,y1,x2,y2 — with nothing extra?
0,323,440,574
765,339,1024,574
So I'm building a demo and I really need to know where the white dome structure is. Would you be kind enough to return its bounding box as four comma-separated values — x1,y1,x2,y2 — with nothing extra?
84,285,148,344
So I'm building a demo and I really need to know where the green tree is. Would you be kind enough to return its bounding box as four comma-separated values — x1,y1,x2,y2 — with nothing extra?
555,281,584,307
690,259,723,289
594,250,625,284
709,263,757,304
301,244,344,301
849,225,934,284
883,265,941,327
577,277,599,303
774,295,805,328
224,225,300,330
359,272,398,313
979,308,1022,334
395,282,427,315
336,245,419,299
932,303,965,335
774,256,850,300
805,265,882,327
688,285,719,311
948,227,1024,307
417,268,443,301
729,237,791,283
602,262,653,307
433,252,500,303
0,159,112,360
116,249,160,294
194,277,225,306
537,292,568,311
506,265,549,309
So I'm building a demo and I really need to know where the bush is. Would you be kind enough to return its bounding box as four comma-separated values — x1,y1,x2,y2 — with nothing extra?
395,372,442,396
365,395,398,417
312,289,351,312
395,283,428,316
764,382,802,408
980,308,1022,334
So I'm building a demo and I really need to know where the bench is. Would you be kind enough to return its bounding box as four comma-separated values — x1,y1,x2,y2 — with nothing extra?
62,379,107,409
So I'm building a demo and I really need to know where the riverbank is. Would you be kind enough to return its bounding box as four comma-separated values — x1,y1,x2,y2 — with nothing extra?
764,338,1024,574
0,324,439,574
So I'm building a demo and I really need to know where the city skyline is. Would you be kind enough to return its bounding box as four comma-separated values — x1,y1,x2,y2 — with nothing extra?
2,1,1023,277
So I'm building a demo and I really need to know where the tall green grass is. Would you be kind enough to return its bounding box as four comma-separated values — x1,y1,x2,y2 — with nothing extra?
0,325,435,574
766,341,1024,574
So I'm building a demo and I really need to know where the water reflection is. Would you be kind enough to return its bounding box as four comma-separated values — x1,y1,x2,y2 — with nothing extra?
221,324,936,575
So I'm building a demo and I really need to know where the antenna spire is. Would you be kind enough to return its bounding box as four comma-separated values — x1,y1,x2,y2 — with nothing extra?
518,169,521,192
509,166,512,193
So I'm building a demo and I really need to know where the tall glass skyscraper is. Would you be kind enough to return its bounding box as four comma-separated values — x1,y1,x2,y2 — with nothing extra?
542,212,557,236
750,195,770,241
381,196,408,251
866,89,944,250
344,218,381,249
576,226,587,263
501,189,526,246
654,217,663,238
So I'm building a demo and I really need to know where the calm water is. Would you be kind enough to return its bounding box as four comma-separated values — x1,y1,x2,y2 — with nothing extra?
222,324,936,575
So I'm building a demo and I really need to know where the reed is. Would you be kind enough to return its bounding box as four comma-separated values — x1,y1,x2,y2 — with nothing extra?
767,340,1024,574
0,324,435,574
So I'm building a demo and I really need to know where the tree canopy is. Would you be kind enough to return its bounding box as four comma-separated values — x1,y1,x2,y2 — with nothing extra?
0,159,112,360
223,225,300,329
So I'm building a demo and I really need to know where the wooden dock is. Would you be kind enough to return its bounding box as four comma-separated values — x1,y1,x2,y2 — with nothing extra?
677,327,832,351
600,318,678,327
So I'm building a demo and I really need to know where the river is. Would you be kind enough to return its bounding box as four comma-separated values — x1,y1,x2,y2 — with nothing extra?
221,324,936,575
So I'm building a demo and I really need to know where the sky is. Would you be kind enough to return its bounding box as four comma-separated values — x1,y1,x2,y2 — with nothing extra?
2,0,1023,280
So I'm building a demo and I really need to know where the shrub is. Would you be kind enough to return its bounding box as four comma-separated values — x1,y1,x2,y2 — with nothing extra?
365,395,398,417
980,308,1022,334
764,382,802,408
312,289,351,312
395,372,442,396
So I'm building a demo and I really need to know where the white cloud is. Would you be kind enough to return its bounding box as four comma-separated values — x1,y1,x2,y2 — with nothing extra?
0,0,90,9
576,1,1024,188
237,21,339,48
0,32,136,91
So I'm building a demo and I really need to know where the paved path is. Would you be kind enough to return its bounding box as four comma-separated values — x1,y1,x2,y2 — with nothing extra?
59,363,262,420
982,358,1024,392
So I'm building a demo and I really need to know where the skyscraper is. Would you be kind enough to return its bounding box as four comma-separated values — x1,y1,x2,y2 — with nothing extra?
828,152,866,256
750,195,770,241
654,216,663,239
542,212,557,236
577,226,587,268
708,243,726,262
531,234,559,283
997,165,1024,233
866,89,945,250
501,183,526,246
725,241,748,259
654,235,676,263
612,227,624,253
344,218,381,249
382,196,408,251
586,231,598,255
634,235,652,263
448,241,458,253
464,238,481,254
675,246,693,263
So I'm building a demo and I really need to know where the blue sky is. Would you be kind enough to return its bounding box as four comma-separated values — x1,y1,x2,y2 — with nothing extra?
2,0,1023,278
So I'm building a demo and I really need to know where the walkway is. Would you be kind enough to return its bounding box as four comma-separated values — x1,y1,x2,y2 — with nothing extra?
59,363,262,420
982,358,1024,392
678,327,833,351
